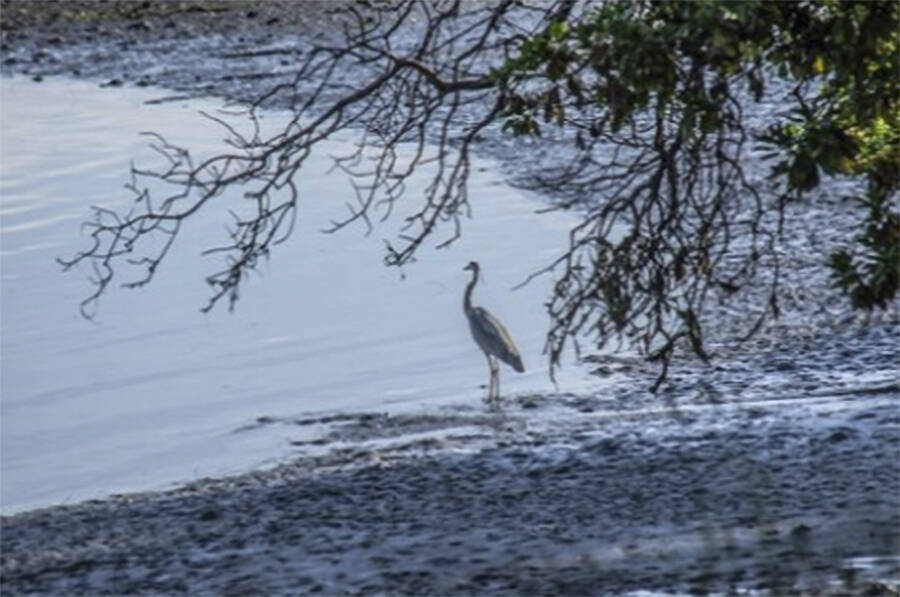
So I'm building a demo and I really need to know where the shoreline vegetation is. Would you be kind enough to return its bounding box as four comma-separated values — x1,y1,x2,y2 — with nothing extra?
1,1,898,594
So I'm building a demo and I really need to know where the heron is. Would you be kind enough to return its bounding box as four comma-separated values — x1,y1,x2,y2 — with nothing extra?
462,261,524,404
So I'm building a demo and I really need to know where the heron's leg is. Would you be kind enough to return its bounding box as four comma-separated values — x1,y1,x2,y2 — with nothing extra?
494,360,501,400
484,353,494,402
490,357,499,402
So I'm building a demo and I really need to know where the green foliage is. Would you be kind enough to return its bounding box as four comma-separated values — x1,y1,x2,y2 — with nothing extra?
830,193,900,310
495,0,898,373
499,0,898,179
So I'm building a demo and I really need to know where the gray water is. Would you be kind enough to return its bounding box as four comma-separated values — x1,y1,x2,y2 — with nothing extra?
0,76,598,513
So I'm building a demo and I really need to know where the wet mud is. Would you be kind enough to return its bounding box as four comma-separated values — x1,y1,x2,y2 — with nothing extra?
3,319,897,595
1,2,899,595
0,0,349,105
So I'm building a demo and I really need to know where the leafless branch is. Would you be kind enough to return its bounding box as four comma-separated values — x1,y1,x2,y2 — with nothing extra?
60,0,796,388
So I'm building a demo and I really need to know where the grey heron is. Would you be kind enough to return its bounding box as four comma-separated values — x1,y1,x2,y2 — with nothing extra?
463,261,524,404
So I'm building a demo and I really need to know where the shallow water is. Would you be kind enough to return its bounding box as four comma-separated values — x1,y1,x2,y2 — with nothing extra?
0,76,597,513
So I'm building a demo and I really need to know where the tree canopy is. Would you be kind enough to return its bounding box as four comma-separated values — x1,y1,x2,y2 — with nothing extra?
61,0,899,388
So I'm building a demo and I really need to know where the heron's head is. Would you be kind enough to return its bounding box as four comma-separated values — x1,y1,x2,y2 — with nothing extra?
463,261,479,273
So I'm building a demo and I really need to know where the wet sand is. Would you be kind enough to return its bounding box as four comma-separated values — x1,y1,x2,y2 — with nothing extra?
3,320,898,594
2,391,897,594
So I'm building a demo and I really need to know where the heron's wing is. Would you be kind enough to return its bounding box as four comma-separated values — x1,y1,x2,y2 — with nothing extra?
470,307,525,372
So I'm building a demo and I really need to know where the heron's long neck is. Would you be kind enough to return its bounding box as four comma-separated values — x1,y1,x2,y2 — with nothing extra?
464,271,477,314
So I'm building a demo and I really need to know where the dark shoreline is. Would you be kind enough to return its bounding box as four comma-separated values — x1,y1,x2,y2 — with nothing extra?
3,317,898,594
3,381,897,595
0,0,349,105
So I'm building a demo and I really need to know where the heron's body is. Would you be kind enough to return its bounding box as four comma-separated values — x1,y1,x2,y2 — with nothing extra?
463,261,524,404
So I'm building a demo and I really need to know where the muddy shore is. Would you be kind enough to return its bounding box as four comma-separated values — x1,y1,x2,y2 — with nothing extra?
1,2,899,595
4,310,899,594
0,0,351,104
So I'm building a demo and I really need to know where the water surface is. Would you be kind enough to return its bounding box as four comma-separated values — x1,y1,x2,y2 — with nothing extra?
0,76,595,513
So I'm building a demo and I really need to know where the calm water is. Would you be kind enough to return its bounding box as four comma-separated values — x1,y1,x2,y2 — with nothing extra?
0,76,595,513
